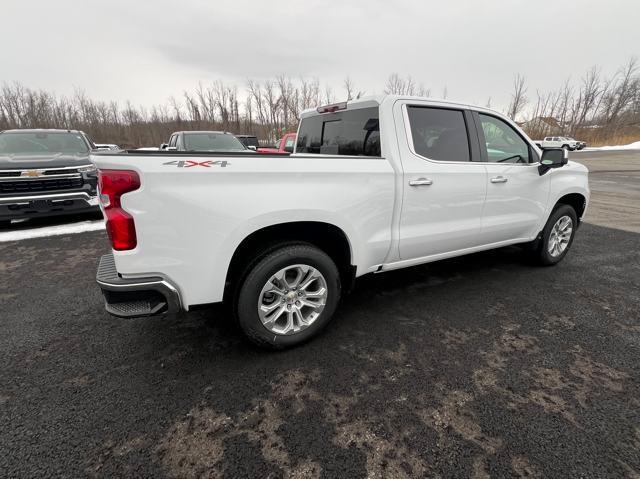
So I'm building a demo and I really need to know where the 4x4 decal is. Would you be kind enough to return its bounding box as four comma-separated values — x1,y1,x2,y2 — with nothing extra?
163,160,230,168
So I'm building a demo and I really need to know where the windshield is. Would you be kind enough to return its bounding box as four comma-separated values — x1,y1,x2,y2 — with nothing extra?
238,136,259,148
183,133,246,151
0,132,89,155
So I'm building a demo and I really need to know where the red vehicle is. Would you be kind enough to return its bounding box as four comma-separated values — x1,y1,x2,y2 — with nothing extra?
258,132,296,154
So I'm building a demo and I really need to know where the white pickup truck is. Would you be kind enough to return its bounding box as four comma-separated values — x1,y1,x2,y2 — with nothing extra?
535,136,580,151
92,95,589,348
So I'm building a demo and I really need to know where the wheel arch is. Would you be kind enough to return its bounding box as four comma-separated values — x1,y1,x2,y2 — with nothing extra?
224,221,355,301
554,192,587,220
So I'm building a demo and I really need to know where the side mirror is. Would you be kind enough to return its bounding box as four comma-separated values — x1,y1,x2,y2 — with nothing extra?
166,146,178,151
538,148,568,175
160,143,169,150
247,145,257,151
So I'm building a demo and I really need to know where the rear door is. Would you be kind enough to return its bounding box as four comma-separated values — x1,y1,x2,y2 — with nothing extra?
472,111,550,243
396,102,487,260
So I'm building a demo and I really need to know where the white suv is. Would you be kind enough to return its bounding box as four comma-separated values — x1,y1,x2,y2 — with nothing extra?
537,137,579,151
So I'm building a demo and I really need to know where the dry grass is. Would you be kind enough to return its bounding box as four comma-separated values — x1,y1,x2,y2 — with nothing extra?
580,131,640,147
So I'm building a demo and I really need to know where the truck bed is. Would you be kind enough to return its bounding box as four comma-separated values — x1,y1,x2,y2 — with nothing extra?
90,149,396,307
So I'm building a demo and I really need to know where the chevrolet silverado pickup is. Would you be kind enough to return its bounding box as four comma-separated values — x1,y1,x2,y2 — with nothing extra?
93,95,589,348
0,129,99,226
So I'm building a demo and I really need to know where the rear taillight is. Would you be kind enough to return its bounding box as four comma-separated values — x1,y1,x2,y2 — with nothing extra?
98,169,140,251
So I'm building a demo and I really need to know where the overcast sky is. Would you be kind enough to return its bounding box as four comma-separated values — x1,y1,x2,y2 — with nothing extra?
2,0,639,111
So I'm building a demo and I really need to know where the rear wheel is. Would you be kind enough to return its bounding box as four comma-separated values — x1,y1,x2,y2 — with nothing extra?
530,205,578,266
235,243,341,349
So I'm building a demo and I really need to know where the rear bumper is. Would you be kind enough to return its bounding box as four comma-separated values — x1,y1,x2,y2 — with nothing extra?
0,191,99,221
96,253,182,318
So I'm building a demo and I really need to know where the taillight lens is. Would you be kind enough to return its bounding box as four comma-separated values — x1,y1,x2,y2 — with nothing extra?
98,169,140,251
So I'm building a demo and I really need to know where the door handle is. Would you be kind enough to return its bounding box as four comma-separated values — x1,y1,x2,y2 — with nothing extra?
490,176,508,183
409,178,433,186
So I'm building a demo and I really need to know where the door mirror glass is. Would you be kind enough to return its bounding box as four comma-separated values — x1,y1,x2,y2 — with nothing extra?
539,148,568,175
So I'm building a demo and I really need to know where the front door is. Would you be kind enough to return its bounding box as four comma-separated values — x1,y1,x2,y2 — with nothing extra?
473,112,550,244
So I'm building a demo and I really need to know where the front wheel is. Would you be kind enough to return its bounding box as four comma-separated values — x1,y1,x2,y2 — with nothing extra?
530,205,578,266
235,243,341,349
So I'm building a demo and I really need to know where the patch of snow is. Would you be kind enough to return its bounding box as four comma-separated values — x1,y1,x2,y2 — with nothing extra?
584,141,640,151
0,220,105,242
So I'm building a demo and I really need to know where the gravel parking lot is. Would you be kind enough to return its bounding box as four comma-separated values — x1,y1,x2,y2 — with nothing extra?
572,150,640,233
1,151,639,478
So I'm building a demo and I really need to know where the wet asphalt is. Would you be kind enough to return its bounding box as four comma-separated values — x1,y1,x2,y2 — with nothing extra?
1,152,640,478
1,222,639,478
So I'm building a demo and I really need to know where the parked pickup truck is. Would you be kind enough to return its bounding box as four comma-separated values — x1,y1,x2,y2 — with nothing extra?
92,96,589,348
564,137,587,150
535,136,580,151
160,131,252,152
258,132,297,154
94,143,121,151
235,135,260,150
0,129,99,226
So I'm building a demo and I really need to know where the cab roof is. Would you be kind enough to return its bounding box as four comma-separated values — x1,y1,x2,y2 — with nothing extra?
300,94,505,119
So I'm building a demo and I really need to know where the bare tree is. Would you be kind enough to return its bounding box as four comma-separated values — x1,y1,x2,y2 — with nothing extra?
343,77,365,100
2,60,638,149
507,74,527,120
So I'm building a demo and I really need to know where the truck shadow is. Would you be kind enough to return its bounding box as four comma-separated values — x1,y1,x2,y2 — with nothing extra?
196,244,534,347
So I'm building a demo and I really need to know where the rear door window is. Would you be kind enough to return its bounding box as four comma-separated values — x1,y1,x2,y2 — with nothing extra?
296,107,381,156
406,106,471,162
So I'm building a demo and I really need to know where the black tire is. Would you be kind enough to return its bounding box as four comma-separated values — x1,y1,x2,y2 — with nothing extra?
530,204,578,266
235,243,341,349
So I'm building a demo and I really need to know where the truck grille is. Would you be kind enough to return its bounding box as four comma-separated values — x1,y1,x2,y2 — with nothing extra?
0,168,80,178
44,168,79,175
0,177,84,194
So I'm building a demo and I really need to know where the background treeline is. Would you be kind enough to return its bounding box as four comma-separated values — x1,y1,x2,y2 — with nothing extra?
0,58,638,148
505,58,640,145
